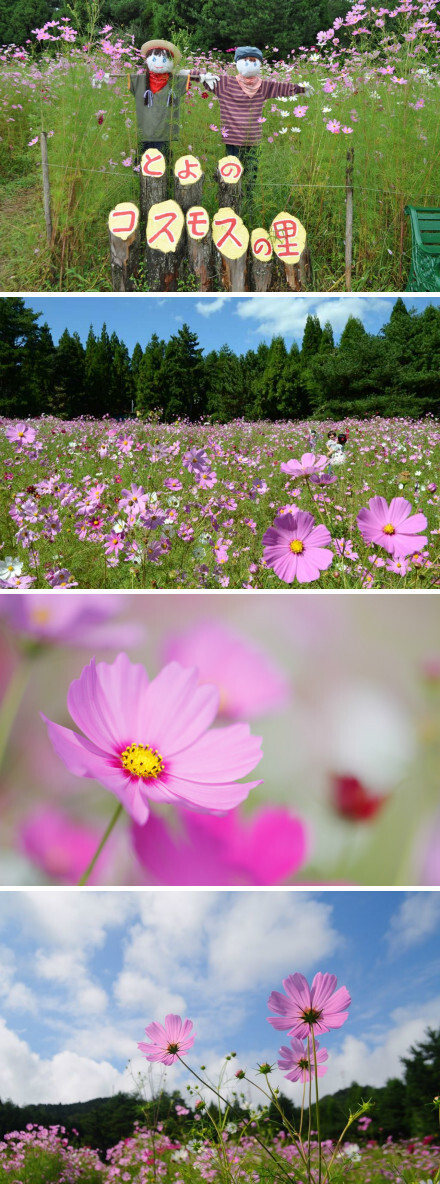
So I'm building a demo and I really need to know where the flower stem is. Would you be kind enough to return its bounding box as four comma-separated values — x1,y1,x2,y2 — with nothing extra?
312,1029,322,1184
0,659,33,774
77,801,123,885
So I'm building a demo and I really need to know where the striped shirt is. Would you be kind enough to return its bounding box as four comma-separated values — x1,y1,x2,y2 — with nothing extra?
213,76,305,145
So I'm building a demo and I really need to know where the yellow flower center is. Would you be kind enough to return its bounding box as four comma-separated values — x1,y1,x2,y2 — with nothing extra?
121,742,164,779
31,608,51,624
383,523,395,535
290,539,304,554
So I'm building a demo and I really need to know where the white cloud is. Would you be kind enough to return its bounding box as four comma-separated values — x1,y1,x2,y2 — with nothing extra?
235,295,391,340
15,892,135,952
319,993,440,1096
0,1017,128,1104
196,296,229,318
0,945,38,1014
207,894,342,993
387,894,440,954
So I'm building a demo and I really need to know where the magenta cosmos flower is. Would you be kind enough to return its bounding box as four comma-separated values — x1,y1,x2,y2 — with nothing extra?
278,1036,328,1082
280,453,329,479
262,512,333,584
268,972,351,1037
5,422,36,445
0,594,143,647
132,804,308,886
42,653,263,825
357,496,428,557
138,1015,195,1065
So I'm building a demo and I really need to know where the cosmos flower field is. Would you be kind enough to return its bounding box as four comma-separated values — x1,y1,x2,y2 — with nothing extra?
0,415,439,589
0,1124,438,1184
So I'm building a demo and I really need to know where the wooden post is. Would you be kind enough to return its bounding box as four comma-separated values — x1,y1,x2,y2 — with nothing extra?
108,202,140,291
40,131,53,246
174,154,204,213
145,199,185,290
345,146,354,292
250,228,273,291
139,148,167,223
212,206,249,291
186,206,213,291
216,155,243,214
270,211,309,291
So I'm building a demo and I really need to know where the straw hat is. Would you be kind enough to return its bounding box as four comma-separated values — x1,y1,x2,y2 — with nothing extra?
140,39,182,65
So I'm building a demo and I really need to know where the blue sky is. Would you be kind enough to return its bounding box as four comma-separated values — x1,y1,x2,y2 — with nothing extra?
23,295,440,354
0,890,439,1105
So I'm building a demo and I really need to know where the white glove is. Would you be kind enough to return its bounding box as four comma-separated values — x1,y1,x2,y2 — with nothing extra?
299,81,314,94
200,72,219,90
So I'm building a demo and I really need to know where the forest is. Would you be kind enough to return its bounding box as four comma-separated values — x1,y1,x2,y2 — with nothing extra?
0,1028,438,1154
1,298,440,424
0,0,351,62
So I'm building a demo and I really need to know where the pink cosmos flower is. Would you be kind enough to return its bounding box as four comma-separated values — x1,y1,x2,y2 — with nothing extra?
18,806,112,884
262,512,333,584
5,423,36,445
163,621,289,719
42,653,262,825
267,972,351,1038
138,1015,195,1064
132,804,308,886
281,453,328,479
0,594,143,647
278,1036,328,1082
357,496,428,556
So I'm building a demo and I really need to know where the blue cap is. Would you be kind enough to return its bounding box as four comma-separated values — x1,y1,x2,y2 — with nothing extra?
234,46,263,62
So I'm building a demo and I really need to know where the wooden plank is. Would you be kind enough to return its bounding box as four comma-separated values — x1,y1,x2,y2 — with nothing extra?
145,199,185,290
212,206,249,291
186,205,213,291
216,155,243,213
174,154,204,212
108,202,140,290
250,227,273,291
139,149,167,223
270,210,309,291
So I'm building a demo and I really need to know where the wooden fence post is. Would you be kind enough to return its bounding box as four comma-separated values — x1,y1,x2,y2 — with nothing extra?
145,199,185,290
40,131,53,246
345,146,354,291
139,149,167,223
250,228,273,291
174,154,204,212
270,211,309,290
186,206,213,291
108,202,140,290
216,155,243,213
212,206,249,291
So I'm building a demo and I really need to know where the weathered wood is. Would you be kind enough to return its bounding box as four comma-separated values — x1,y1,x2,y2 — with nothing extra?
40,131,53,246
250,227,273,291
270,210,309,291
216,155,243,214
145,199,185,290
139,148,167,223
186,205,213,291
345,145,354,291
212,206,249,291
174,154,204,213
108,202,140,291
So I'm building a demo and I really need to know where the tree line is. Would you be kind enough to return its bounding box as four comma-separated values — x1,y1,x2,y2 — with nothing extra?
1,297,440,424
1,0,350,65
0,1028,438,1155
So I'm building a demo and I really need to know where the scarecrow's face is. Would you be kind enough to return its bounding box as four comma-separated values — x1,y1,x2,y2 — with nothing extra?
146,49,173,73
236,56,261,77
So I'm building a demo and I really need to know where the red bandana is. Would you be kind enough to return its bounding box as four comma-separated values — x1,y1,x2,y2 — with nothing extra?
149,72,170,93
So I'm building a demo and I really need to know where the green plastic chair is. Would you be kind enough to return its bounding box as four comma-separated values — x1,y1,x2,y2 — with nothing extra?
404,205,440,291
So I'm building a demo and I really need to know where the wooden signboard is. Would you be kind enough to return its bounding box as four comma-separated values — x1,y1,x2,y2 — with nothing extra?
108,202,140,291
250,227,273,291
139,148,167,222
174,154,204,212
186,206,212,291
269,211,309,290
216,155,243,213
145,199,185,290
212,206,249,291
